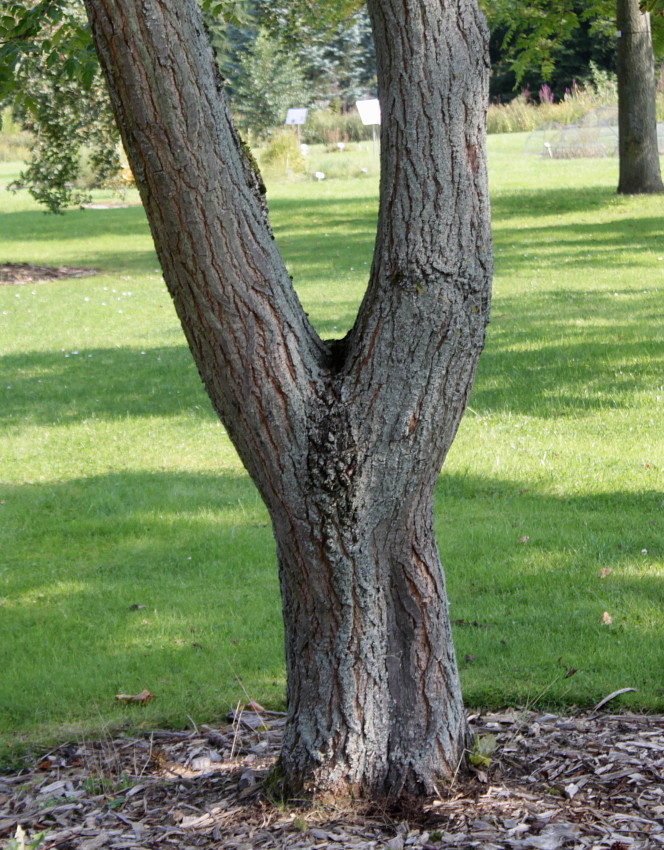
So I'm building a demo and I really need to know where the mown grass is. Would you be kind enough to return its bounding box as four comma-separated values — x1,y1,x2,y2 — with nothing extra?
1,135,663,757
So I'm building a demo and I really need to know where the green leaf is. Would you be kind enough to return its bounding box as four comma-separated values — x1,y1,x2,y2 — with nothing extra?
468,733,497,767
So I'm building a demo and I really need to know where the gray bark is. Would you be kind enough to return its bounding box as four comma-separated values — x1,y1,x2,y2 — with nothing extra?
83,0,492,798
617,0,664,194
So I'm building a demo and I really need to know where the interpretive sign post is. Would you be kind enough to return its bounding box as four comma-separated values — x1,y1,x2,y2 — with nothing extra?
356,99,381,158
285,108,308,143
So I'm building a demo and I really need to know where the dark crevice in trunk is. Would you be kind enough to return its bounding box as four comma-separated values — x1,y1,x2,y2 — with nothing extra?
324,335,351,375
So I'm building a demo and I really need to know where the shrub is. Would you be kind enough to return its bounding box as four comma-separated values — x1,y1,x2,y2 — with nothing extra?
258,130,306,177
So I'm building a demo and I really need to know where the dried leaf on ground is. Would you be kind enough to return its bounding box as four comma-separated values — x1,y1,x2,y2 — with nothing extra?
114,689,155,705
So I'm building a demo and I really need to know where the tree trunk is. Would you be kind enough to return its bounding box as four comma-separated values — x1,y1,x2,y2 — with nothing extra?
616,0,664,194
83,0,492,798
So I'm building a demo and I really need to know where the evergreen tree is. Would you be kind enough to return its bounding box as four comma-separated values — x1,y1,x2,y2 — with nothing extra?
231,27,309,137
295,8,377,106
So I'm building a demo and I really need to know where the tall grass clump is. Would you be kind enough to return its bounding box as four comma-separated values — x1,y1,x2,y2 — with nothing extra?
488,63,623,134
488,93,540,134
300,108,373,146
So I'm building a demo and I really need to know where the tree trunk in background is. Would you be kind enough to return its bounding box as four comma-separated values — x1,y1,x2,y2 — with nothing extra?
616,0,664,194
83,0,492,798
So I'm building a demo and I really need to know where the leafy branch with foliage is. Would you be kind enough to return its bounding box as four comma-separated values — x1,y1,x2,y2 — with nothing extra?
483,0,664,86
0,1,118,211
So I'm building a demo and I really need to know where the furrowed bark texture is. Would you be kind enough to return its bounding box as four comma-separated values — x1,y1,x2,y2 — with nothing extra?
616,0,664,194
84,0,492,798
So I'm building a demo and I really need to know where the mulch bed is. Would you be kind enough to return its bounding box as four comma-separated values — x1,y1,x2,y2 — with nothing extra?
0,263,97,285
1,709,662,849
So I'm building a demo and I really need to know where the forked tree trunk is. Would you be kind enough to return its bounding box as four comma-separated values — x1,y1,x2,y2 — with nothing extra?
616,0,664,194
83,0,492,798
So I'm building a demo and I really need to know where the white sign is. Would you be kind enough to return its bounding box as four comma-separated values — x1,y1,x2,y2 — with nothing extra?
356,99,381,126
285,108,308,126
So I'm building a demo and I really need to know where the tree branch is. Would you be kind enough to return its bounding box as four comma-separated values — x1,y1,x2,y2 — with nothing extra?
83,0,327,503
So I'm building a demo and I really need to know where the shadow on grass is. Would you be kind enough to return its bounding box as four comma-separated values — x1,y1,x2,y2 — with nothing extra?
494,215,664,274
437,472,663,709
437,471,662,607
0,345,214,429
490,184,617,219
1,206,150,242
273,189,664,286
2,195,379,278
0,206,157,273
3,283,662,429
470,286,664,418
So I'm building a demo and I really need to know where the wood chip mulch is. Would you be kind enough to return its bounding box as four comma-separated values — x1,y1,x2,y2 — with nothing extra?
0,263,97,285
1,709,662,849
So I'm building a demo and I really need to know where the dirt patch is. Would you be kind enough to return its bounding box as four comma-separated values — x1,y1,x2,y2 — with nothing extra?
1,709,662,849
79,202,137,210
0,263,97,285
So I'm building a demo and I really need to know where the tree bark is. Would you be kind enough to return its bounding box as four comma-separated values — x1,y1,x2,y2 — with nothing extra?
83,0,492,798
616,0,664,194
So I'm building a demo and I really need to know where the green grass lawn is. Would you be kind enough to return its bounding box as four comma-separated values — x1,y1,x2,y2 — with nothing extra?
1,135,663,757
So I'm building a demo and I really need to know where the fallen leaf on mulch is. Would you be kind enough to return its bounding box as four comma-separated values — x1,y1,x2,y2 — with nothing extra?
114,689,155,705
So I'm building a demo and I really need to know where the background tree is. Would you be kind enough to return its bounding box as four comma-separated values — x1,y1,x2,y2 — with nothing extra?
484,0,664,194
616,0,664,192
0,0,376,206
487,4,616,101
81,0,492,799
262,5,376,108
231,27,309,138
